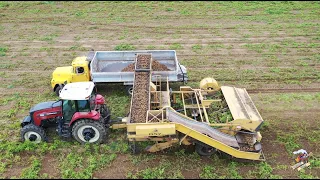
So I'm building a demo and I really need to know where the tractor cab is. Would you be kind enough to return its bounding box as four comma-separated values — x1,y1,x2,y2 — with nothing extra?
59,82,107,124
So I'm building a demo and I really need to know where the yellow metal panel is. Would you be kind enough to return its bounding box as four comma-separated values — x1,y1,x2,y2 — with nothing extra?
136,124,176,136
232,119,261,132
202,99,221,107
175,123,264,161
179,86,193,91
150,82,157,91
221,86,263,122
110,124,127,129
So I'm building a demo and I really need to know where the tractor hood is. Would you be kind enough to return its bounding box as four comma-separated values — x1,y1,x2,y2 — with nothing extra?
30,101,62,113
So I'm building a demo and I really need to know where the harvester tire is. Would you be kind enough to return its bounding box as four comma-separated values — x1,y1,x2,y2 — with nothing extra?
126,86,133,96
72,119,107,144
128,140,140,154
195,141,217,156
20,124,46,143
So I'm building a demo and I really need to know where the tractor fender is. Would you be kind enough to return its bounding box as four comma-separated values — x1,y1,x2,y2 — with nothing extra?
69,111,100,126
21,115,32,127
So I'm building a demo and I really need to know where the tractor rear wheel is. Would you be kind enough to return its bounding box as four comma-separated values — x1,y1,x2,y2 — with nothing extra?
195,141,217,156
72,119,107,144
20,124,46,143
100,104,111,125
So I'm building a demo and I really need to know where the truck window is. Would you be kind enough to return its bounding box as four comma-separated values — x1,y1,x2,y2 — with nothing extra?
76,67,84,74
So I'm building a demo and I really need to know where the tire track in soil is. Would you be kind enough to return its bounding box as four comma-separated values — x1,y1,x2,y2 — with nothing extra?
247,88,320,94
187,77,320,82
2,34,318,44
3,51,319,57
39,153,60,178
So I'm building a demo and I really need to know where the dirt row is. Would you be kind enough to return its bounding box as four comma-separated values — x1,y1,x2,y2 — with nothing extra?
130,54,152,123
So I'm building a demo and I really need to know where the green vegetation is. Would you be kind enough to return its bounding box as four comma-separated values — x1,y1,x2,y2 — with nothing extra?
40,33,58,41
169,43,183,50
0,1,319,179
0,46,8,56
20,157,41,179
199,165,219,179
114,43,136,51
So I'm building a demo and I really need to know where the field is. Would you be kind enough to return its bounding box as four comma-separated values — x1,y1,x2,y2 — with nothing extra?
0,1,320,179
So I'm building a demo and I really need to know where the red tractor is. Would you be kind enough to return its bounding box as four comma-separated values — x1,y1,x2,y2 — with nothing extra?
20,82,111,144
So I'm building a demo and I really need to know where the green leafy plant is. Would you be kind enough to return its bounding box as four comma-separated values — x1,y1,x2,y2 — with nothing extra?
114,44,136,51
199,165,219,179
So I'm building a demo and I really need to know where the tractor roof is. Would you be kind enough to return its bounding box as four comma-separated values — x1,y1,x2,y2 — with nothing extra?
59,82,95,100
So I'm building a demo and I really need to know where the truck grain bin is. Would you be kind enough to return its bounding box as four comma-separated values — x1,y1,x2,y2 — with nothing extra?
51,50,188,96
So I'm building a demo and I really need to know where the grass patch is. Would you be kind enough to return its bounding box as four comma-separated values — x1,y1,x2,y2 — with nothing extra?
199,165,220,179
39,33,58,41
20,156,41,179
114,43,136,51
169,43,183,50
0,46,8,56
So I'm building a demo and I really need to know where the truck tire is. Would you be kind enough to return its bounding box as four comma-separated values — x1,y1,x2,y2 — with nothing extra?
126,86,133,96
55,86,62,96
195,141,217,156
72,119,107,144
20,124,46,143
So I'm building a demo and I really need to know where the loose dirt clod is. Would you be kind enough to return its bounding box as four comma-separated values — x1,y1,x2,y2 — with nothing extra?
122,59,169,72
130,54,151,123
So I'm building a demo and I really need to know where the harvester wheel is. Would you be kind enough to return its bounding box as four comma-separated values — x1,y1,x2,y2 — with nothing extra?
72,119,107,144
128,140,139,154
20,124,46,143
195,141,217,156
126,86,133,96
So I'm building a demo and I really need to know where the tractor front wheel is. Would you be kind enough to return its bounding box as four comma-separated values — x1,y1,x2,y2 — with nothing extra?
20,124,46,143
72,119,107,144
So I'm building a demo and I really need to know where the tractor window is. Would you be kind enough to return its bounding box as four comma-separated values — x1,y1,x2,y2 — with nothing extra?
76,67,84,74
77,100,90,112
62,100,77,122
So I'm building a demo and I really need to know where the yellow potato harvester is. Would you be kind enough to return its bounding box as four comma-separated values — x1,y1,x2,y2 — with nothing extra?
111,53,265,161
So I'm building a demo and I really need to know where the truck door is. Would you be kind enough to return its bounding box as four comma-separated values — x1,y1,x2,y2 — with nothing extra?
72,66,89,82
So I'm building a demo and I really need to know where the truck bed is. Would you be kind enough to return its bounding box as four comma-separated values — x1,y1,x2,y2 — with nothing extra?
90,50,187,84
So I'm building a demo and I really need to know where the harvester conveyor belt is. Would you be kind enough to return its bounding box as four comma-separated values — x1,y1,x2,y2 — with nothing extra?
166,108,239,148
166,107,264,161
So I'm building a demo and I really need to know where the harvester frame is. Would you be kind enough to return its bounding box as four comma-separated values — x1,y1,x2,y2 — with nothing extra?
110,53,266,161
